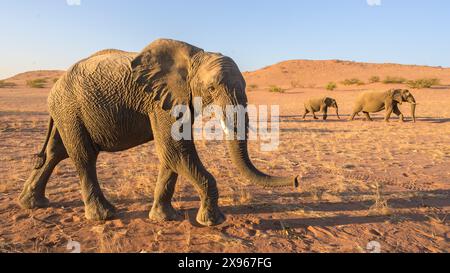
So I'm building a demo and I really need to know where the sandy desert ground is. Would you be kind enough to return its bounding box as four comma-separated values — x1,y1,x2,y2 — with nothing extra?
0,61,449,253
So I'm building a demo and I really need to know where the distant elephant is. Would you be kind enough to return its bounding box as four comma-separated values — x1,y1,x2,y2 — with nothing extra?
18,39,298,226
302,97,340,120
349,89,416,122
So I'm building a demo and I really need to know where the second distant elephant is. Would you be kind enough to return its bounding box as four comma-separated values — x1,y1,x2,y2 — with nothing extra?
302,97,340,120
349,89,416,122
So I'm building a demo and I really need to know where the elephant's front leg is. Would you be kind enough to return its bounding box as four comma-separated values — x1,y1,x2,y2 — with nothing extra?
149,109,225,226
149,164,181,221
384,106,394,122
321,106,328,120
393,104,404,122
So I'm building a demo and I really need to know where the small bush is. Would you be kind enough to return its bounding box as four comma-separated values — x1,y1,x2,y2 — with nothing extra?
0,80,17,88
369,76,380,83
383,76,406,84
407,78,440,89
341,78,365,86
268,85,285,93
247,84,258,91
326,82,337,91
26,78,47,88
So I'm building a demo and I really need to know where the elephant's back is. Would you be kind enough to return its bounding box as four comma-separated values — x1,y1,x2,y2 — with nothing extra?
50,51,141,108
358,91,387,112
48,51,153,152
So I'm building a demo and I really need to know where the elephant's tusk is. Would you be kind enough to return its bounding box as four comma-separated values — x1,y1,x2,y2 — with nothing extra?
220,119,231,136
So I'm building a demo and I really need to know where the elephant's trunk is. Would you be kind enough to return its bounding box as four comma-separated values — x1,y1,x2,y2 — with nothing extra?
226,139,299,188
411,102,416,123
335,105,341,120
408,96,416,122
218,88,298,188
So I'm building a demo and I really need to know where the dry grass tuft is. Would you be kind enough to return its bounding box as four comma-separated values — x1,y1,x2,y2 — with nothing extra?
383,76,407,84
268,85,285,93
341,78,365,86
326,82,337,91
0,81,17,88
368,181,391,216
407,78,440,89
26,78,47,88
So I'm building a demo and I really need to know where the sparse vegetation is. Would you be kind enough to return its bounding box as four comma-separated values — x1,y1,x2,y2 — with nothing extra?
268,85,285,93
326,82,337,91
383,76,407,84
369,76,380,83
0,80,16,88
341,78,365,86
247,84,258,91
368,181,391,216
407,78,441,89
26,78,47,88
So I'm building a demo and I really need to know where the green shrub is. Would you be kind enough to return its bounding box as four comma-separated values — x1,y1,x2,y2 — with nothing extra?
341,78,365,86
0,80,17,88
407,78,440,89
383,76,406,84
26,78,47,88
369,76,380,83
326,82,337,91
268,85,285,93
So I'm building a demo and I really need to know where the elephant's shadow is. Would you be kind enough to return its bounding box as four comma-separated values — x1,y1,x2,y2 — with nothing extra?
221,189,449,230
50,189,448,229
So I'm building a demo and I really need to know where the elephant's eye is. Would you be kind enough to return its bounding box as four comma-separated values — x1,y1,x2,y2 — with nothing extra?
208,86,215,92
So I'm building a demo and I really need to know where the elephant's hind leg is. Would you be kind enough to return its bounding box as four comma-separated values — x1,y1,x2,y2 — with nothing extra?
349,109,361,121
363,112,373,121
149,165,181,221
59,121,115,221
19,127,68,209
302,109,309,119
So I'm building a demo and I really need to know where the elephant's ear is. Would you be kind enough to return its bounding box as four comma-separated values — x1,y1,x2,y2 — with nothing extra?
323,97,333,106
130,39,203,111
390,89,403,103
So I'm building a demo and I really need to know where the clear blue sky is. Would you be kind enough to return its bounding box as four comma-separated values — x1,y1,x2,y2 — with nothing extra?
1,0,449,79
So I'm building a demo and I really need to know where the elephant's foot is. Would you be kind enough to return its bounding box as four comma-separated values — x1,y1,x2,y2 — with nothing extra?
196,205,225,226
18,190,49,209
84,197,116,221
313,117,319,120
149,203,181,221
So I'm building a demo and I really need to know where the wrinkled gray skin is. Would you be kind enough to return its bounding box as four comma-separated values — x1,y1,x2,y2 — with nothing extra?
302,97,340,120
18,39,298,226
349,89,416,122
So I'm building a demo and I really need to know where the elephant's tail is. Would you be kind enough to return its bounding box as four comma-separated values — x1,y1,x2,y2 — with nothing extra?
34,117,54,169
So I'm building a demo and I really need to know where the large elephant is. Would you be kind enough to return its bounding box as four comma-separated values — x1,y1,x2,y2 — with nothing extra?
18,39,298,226
302,97,340,120
349,89,417,122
